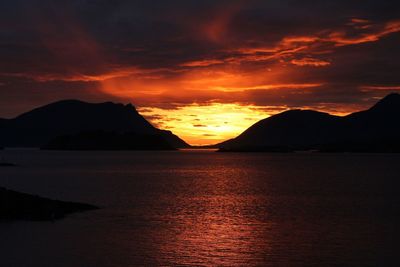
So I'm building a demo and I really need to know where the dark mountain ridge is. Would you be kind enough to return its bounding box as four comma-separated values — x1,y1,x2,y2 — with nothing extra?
218,93,400,152
0,100,189,149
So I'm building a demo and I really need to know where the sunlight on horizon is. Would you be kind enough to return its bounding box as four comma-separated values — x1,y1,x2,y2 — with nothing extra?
138,103,274,146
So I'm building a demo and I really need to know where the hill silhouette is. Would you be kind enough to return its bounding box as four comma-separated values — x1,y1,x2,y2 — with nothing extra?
0,100,189,149
218,93,400,152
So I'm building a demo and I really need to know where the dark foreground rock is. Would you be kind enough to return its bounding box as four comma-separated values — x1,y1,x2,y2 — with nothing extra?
0,162,16,167
0,187,98,221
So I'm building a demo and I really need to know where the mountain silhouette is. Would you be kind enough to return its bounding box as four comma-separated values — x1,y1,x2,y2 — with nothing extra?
0,100,189,149
218,93,400,152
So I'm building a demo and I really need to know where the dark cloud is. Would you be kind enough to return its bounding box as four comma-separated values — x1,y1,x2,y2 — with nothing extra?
0,0,400,117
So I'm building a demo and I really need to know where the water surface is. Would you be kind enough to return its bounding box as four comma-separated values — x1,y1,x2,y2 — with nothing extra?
0,150,399,266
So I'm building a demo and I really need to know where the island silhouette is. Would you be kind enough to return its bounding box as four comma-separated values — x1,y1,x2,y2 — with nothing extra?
0,187,98,221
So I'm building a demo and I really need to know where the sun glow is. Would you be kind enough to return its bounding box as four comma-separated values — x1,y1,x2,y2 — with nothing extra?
95,66,297,145
138,103,271,146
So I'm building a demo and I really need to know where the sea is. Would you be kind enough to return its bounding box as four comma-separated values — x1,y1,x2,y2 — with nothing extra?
0,149,399,267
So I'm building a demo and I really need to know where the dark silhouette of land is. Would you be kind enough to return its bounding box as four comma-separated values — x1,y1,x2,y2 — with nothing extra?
218,93,400,152
0,155,16,166
0,162,16,167
0,187,98,221
1,94,400,152
0,100,189,150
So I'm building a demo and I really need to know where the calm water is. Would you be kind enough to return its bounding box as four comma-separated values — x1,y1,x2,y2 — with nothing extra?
0,150,399,267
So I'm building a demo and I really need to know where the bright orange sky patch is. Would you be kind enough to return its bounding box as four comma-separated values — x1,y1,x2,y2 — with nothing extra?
138,103,272,145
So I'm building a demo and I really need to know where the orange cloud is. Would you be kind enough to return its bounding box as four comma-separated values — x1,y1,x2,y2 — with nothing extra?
180,59,225,67
281,36,320,46
224,19,400,66
350,18,370,24
328,20,400,46
211,83,323,91
347,18,372,29
290,58,331,67
1,67,155,82
360,85,400,91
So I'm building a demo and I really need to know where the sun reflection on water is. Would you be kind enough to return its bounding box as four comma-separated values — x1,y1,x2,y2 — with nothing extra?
150,166,272,266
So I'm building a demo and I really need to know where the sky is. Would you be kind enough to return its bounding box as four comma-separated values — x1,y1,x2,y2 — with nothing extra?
1,0,400,145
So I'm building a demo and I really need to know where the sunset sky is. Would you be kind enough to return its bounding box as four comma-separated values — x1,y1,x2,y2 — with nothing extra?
1,0,400,144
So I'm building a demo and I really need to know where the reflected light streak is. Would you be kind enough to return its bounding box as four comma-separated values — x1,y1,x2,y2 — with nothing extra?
153,166,272,266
